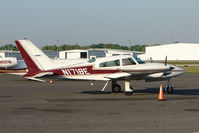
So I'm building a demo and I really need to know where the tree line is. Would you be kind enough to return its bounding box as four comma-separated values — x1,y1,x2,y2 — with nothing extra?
41,43,146,51
0,43,146,52
0,44,18,51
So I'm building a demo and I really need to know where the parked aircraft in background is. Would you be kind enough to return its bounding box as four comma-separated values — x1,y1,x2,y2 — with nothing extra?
11,39,184,95
0,57,17,68
0,57,27,75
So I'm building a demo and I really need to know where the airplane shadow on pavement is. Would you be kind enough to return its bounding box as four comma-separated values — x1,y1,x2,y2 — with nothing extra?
82,87,199,96
130,87,199,95
82,91,112,95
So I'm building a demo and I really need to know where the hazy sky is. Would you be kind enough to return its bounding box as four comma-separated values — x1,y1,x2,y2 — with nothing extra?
0,0,199,47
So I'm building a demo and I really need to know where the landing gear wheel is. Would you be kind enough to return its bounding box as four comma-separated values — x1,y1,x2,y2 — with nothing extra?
112,84,121,93
166,86,174,94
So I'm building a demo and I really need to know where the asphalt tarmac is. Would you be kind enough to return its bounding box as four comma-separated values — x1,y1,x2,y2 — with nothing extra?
0,73,199,133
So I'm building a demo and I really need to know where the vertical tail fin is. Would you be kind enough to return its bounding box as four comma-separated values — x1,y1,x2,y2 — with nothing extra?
15,40,54,76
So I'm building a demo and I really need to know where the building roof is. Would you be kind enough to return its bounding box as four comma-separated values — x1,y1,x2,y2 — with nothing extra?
59,48,144,55
147,43,199,48
59,49,88,53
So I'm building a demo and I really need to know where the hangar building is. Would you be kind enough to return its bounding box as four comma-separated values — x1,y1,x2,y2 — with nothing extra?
59,49,143,59
0,51,22,59
138,43,199,61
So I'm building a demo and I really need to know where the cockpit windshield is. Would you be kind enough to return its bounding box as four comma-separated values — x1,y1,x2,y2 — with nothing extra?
88,58,96,63
133,56,145,64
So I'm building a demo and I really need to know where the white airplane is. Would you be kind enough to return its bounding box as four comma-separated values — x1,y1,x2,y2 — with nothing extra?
0,57,27,75
0,57,18,68
3,39,185,95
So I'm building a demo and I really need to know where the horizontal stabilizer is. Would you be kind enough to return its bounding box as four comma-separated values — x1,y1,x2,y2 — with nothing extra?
33,72,54,78
25,77,46,82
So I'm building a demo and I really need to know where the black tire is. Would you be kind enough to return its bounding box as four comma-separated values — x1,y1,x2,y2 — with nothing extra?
112,84,121,93
166,86,174,94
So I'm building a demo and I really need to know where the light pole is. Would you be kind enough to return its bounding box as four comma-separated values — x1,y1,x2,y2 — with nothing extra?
57,40,59,58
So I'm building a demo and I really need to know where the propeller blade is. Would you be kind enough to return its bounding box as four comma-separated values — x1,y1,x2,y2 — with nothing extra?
165,56,167,66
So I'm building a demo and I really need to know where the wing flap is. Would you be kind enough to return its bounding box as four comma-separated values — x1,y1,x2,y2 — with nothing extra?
105,72,131,79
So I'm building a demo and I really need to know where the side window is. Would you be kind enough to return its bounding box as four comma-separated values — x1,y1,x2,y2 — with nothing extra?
100,60,120,67
122,58,136,66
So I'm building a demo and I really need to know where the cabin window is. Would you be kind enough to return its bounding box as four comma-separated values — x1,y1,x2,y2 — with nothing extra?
99,60,120,67
133,56,145,64
122,58,136,66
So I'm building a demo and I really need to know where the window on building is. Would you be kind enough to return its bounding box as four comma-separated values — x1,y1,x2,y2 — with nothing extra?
80,52,87,58
100,60,120,67
65,52,67,59
122,58,136,66
112,54,120,56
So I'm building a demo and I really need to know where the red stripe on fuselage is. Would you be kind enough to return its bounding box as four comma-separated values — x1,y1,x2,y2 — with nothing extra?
46,65,120,76
0,60,12,64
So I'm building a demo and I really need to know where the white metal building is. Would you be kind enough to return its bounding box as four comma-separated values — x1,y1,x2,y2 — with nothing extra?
59,49,144,59
0,51,22,59
59,50,88,59
138,43,199,61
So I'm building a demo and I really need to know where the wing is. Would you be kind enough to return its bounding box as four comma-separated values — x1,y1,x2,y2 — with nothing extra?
105,72,131,79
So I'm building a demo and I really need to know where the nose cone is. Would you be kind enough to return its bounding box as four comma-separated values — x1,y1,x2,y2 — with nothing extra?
145,63,172,71
170,66,175,70
167,65,185,78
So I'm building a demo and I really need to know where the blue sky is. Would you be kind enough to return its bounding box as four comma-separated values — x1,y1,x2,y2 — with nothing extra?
0,0,199,47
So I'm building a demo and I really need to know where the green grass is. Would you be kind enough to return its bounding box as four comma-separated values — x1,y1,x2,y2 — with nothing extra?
144,60,199,73
146,61,199,65
181,66,199,73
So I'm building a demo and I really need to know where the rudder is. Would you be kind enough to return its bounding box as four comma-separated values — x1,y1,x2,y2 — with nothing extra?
15,39,55,76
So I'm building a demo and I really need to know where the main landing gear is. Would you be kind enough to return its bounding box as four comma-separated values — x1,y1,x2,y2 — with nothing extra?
101,79,174,95
112,84,121,93
111,80,134,95
165,79,174,94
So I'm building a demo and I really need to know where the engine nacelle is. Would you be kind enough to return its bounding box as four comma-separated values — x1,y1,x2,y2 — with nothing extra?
146,72,164,79
0,57,18,68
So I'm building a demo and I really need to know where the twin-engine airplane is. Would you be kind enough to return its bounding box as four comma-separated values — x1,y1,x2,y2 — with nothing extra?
13,39,184,95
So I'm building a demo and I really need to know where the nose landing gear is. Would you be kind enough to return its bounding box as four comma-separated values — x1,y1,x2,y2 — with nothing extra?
166,86,174,94
165,79,174,94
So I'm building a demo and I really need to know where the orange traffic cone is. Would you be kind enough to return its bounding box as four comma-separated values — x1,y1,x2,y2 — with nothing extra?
158,84,164,101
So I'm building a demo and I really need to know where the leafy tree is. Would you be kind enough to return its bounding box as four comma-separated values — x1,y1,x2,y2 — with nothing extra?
130,45,146,52
120,46,129,50
0,44,18,51
41,43,147,52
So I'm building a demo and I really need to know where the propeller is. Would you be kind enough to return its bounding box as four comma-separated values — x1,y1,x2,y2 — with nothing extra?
164,56,167,66
164,56,174,70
